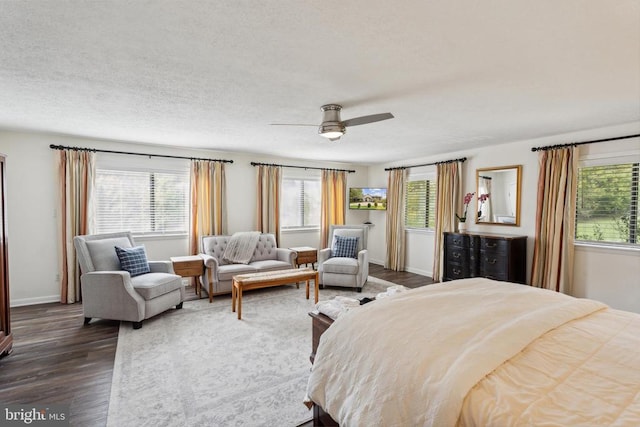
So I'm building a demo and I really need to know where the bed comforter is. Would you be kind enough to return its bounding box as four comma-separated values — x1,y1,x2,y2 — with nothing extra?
304,278,640,426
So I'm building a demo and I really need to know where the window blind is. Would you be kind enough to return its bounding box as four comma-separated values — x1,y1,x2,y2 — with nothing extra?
94,169,189,235
405,179,436,229
576,162,639,245
281,178,321,228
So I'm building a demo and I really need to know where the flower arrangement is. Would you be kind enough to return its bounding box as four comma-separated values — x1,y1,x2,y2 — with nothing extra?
456,192,475,223
478,193,490,218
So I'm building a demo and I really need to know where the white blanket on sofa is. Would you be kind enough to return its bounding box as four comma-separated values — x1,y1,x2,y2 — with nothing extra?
222,231,260,264
304,278,608,427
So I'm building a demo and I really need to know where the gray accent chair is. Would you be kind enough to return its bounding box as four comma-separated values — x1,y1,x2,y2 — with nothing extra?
73,231,185,329
318,225,369,292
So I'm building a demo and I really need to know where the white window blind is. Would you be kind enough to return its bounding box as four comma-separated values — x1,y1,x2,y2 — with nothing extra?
94,168,190,236
575,162,639,246
281,177,321,228
405,179,436,229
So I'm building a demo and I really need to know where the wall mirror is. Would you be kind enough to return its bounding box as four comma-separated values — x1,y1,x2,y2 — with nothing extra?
475,165,522,226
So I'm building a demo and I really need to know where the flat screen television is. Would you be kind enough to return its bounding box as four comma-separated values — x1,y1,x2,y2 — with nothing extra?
349,187,387,210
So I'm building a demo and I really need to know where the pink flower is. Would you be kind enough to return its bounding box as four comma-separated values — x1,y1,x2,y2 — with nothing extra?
456,192,475,222
478,193,490,203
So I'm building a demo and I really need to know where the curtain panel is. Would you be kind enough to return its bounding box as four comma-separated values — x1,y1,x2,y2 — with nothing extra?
57,149,95,304
385,169,408,270
530,147,578,294
256,165,281,244
190,160,227,255
432,161,462,282
320,170,347,249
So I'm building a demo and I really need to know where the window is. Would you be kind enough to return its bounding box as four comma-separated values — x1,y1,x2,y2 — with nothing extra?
405,179,436,229
575,162,639,246
281,177,321,229
94,168,190,236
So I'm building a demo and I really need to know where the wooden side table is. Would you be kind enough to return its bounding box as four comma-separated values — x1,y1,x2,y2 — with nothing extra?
290,246,318,269
170,255,204,296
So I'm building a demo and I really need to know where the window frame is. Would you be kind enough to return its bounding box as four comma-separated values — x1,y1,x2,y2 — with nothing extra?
404,169,437,231
574,152,640,249
93,155,190,238
280,171,322,231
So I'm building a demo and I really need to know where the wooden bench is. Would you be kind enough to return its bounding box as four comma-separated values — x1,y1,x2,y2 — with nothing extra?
231,268,319,320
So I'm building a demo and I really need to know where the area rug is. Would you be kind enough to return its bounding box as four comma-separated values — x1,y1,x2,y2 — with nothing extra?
107,276,396,427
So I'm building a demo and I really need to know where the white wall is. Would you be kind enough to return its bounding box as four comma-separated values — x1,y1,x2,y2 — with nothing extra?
369,122,640,312
0,130,368,306
2,123,639,312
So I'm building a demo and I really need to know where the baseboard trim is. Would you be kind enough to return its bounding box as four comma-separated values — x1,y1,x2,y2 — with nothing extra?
370,260,432,279
404,266,432,278
11,295,61,307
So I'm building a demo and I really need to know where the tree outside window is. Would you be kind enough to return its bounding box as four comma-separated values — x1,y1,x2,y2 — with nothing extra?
575,162,639,245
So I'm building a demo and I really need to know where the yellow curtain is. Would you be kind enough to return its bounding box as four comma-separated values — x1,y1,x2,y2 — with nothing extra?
320,170,347,248
256,165,281,244
189,160,227,255
385,169,408,270
531,147,578,294
432,161,462,282
58,149,95,304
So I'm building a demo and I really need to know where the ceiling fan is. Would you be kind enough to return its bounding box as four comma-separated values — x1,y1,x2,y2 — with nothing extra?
271,104,394,141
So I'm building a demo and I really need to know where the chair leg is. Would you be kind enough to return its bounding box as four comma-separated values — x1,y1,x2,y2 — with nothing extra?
176,302,184,309
356,287,362,293
132,321,143,329
83,317,92,325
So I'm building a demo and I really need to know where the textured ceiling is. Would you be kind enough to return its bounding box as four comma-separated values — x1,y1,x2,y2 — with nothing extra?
1,1,639,164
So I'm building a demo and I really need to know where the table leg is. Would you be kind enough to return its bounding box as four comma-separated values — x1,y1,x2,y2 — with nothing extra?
232,280,236,313
306,279,309,299
237,286,243,320
314,272,319,303
207,269,213,303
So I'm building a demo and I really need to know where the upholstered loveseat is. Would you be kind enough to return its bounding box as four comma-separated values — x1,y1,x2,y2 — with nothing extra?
199,233,296,299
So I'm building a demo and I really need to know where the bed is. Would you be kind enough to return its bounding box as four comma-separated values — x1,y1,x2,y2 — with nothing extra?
304,278,640,426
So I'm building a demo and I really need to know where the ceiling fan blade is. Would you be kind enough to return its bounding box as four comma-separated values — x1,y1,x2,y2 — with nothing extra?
342,113,394,127
269,123,317,126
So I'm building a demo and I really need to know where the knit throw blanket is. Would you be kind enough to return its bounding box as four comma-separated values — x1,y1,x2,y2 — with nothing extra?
222,231,261,264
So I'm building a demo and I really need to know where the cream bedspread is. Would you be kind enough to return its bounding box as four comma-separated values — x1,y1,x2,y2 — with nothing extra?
460,306,640,426
304,278,628,427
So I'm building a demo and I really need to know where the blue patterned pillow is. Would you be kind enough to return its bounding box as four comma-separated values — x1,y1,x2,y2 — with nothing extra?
115,245,150,277
332,235,359,259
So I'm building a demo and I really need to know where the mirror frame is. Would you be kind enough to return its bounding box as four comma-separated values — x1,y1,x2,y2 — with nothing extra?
475,164,522,226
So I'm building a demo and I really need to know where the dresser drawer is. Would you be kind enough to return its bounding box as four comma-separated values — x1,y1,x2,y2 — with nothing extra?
445,233,467,249
445,263,469,280
480,254,508,279
446,247,468,263
479,237,509,254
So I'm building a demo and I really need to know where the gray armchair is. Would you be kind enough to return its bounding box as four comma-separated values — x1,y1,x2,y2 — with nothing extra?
73,231,185,329
318,225,369,292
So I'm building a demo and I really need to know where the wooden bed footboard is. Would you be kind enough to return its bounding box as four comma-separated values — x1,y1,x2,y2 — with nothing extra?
313,404,339,426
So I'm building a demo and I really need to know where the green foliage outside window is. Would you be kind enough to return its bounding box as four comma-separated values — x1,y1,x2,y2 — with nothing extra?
405,179,436,229
575,163,639,245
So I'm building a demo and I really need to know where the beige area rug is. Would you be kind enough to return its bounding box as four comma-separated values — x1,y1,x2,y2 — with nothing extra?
107,276,396,427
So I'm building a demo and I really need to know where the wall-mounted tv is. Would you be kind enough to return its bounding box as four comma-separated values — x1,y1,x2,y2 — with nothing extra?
349,187,387,210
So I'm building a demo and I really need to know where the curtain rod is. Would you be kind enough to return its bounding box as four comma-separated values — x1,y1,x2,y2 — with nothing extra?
530,133,640,152
384,157,467,171
250,161,355,173
49,144,234,163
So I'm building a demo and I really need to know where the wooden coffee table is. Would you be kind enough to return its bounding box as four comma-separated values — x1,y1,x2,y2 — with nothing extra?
231,268,319,320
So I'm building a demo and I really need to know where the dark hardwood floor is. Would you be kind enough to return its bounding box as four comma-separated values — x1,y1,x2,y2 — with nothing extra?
0,264,431,426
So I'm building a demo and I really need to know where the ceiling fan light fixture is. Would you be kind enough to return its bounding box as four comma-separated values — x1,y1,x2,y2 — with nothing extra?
318,123,345,139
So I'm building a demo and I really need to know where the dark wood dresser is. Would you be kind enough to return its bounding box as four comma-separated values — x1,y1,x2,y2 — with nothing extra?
443,231,527,284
